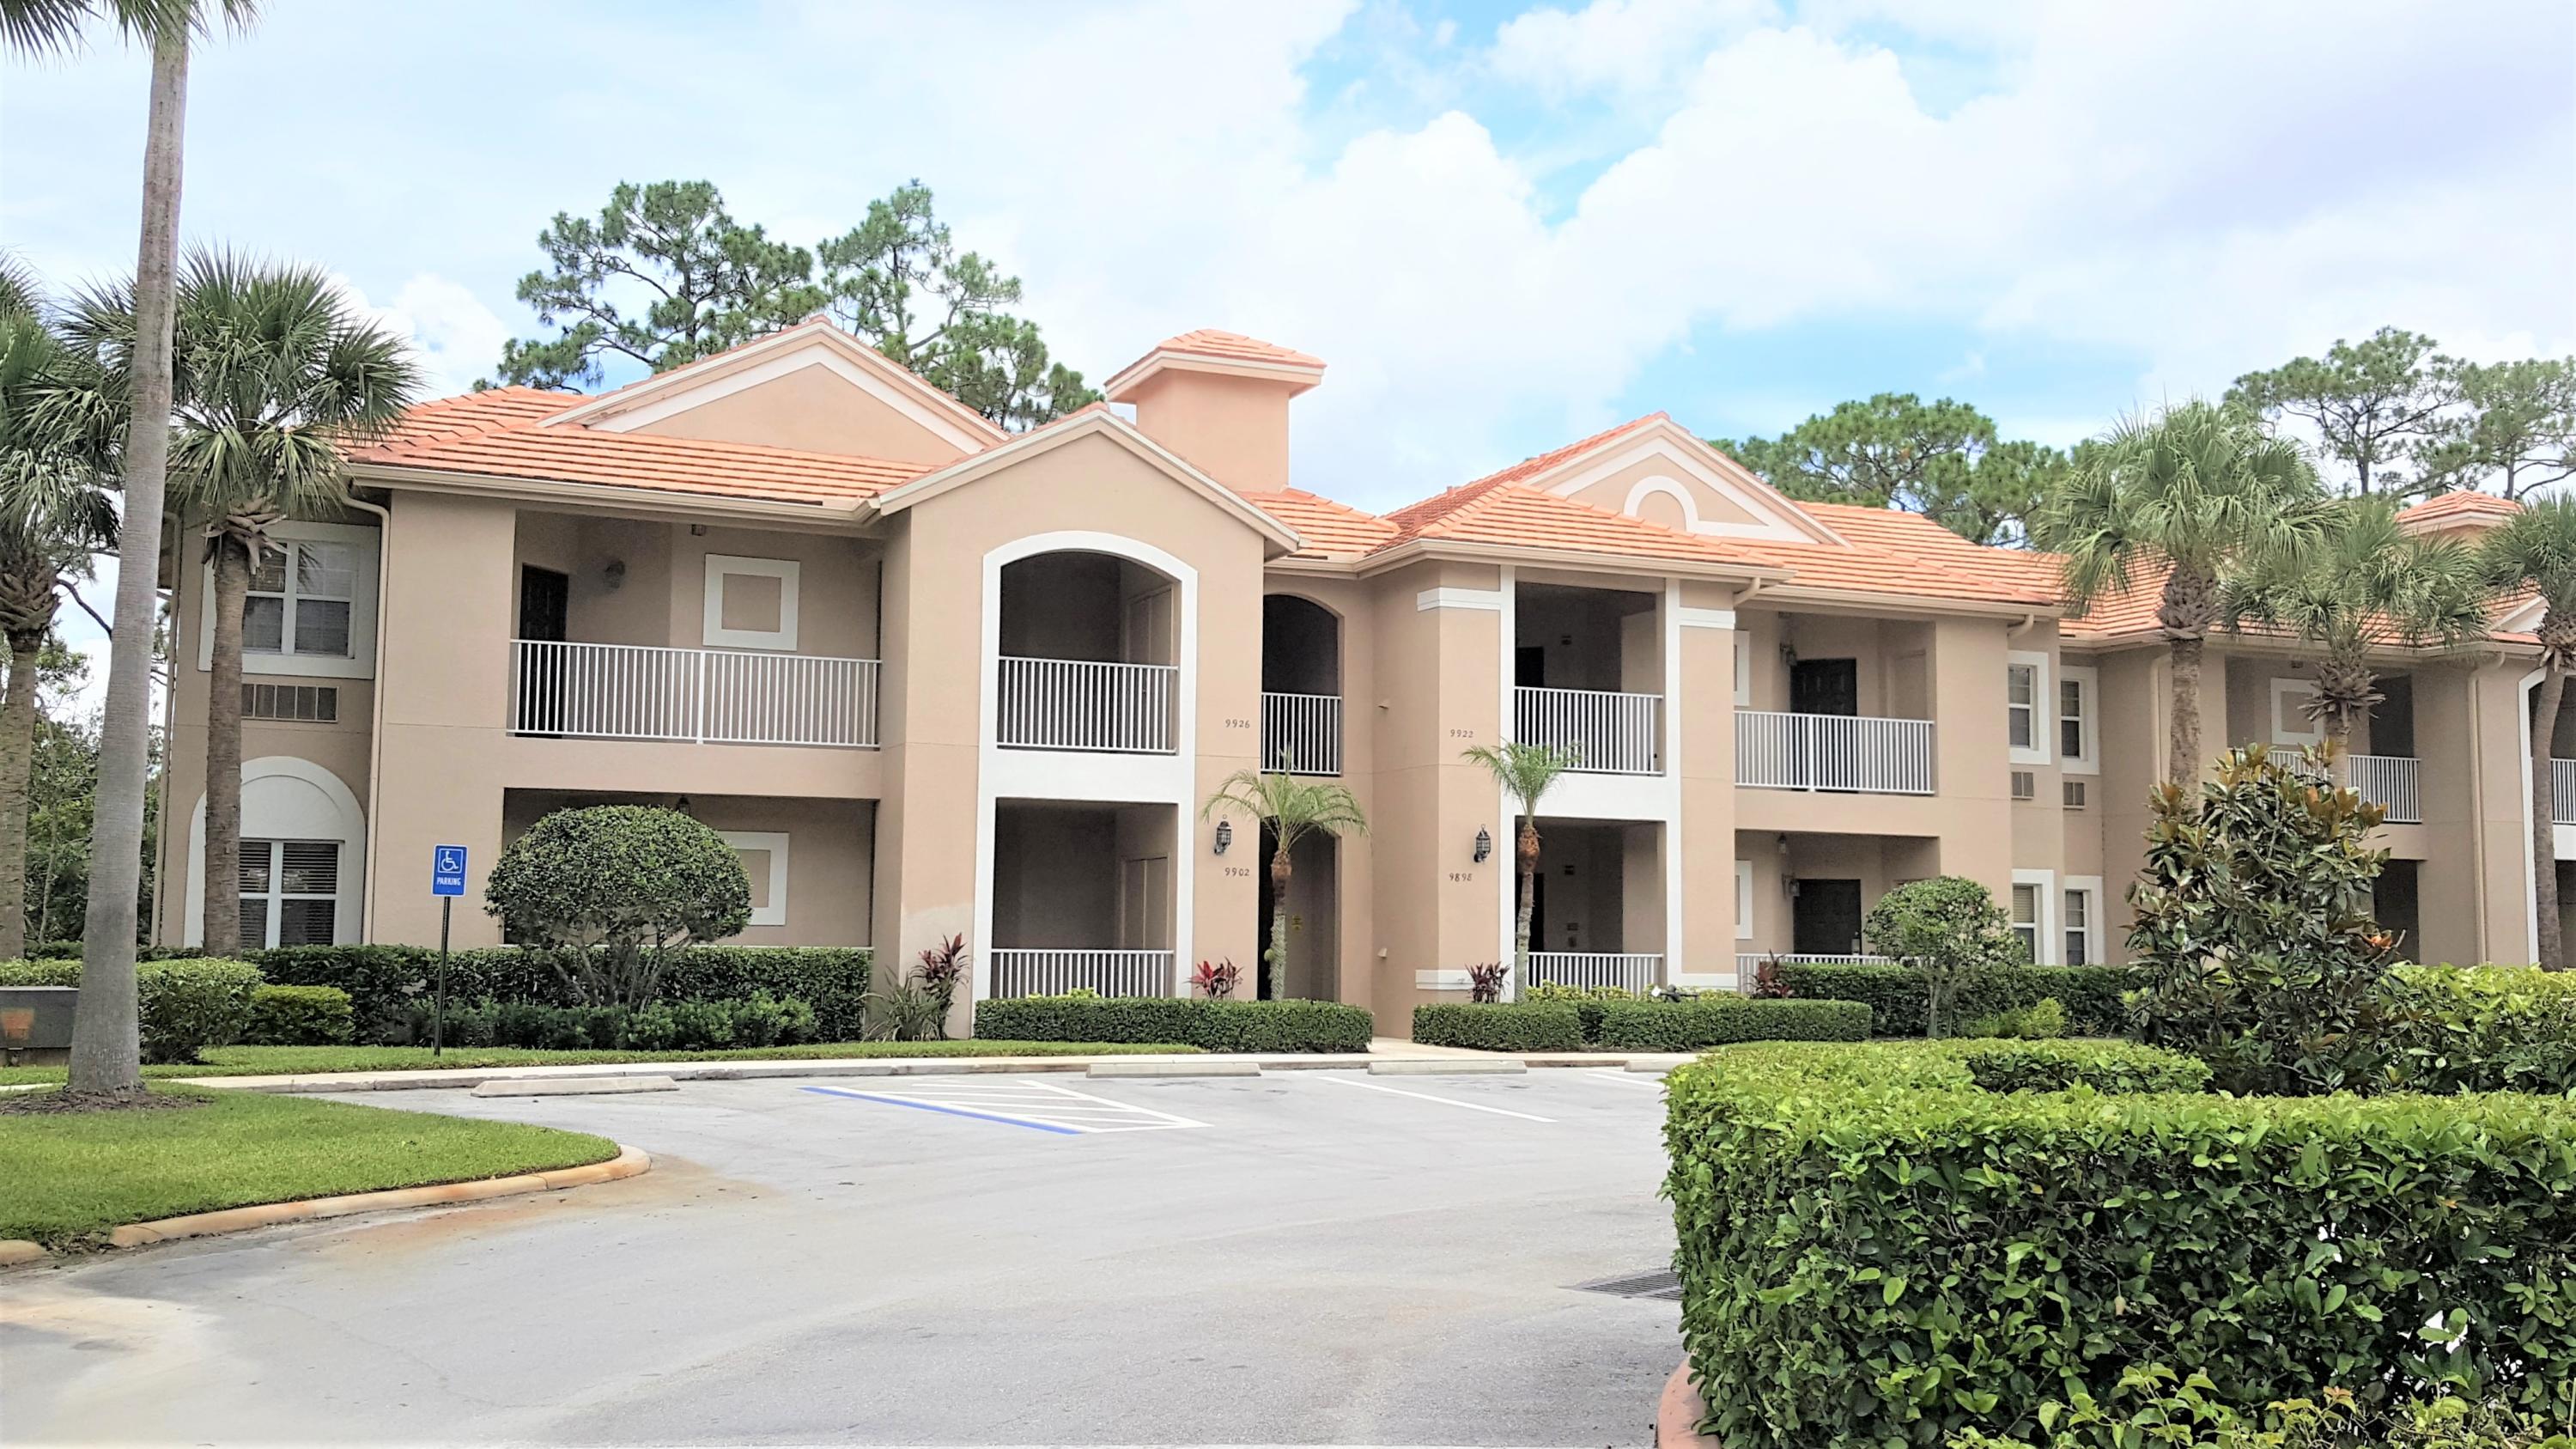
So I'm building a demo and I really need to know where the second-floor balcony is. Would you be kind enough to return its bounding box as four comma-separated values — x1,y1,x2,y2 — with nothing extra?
2349,754,2421,825
995,656,1178,754
1736,710,1935,795
508,640,878,748
1261,691,1342,775
2555,759,2576,827
1515,685,1662,774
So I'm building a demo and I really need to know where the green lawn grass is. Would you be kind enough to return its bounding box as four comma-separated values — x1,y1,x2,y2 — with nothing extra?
0,1086,619,1247
0,1038,1202,1087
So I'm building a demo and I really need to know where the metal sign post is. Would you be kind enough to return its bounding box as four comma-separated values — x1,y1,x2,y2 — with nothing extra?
431,846,468,1056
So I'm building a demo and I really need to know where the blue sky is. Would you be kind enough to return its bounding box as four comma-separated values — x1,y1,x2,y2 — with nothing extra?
4,0,2572,532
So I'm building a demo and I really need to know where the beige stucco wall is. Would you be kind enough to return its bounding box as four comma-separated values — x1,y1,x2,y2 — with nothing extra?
626,362,974,466
1125,370,1295,492
1563,455,1763,528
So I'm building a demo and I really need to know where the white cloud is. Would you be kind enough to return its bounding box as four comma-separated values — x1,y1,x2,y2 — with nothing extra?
1488,0,1774,97
376,274,513,399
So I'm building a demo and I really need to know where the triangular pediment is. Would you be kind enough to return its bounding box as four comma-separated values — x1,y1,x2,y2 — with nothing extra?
1532,417,1844,547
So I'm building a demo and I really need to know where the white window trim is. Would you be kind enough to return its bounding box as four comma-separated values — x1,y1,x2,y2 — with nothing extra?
720,831,791,928
1732,631,1752,708
2059,663,2099,775
2010,868,2057,965
1735,859,1754,941
195,520,380,680
702,555,801,651
2270,677,2321,746
2006,650,2050,766
2063,874,2105,968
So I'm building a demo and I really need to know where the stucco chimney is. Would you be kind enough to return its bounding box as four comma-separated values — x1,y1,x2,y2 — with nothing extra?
1102,330,1324,493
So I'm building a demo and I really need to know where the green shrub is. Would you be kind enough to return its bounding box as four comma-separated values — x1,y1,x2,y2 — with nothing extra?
1956,1038,2210,1093
622,993,817,1051
1864,875,2028,1037
1522,981,1641,1042
483,805,752,1008
2130,745,2400,1094
1664,1041,2576,1446
2381,965,2576,1095
399,993,818,1051
1412,1002,1585,1052
974,995,1371,1052
1961,996,2069,1040
0,957,264,1063
1593,995,1870,1050
1773,962,2141,1037
245,984,355,1046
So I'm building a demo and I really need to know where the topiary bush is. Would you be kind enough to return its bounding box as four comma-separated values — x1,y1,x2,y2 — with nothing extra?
245,983,355,1045
2130,744,2400,1094
1592,995,1870,1050
1664,1040,2576,1447
1862,876,2029,1038
1412,1002,1585,1052
483,806,752,1008
973,995,1372,1053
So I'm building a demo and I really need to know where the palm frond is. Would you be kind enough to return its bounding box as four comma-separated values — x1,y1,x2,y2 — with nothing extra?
1200,769,1370,854
1461,741,1576,817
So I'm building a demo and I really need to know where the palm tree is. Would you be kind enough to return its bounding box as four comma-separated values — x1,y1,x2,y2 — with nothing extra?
1461,740,1576,990
2480,496,2576,970
2038,400,2334,785
1200,770,1368,1002
0,259,117,959
2220,497,2491,789
4,0,259,1095
64,253,417,950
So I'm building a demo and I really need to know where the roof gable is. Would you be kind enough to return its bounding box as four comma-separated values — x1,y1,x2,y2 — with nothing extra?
1528,416,1845,546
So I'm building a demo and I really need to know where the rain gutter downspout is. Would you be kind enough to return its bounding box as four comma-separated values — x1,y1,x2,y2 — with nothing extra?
348,496,392,944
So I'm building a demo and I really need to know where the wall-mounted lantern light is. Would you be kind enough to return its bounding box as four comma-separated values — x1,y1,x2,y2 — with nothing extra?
603,558,628,591
1473,827,1492,864
1213,819,1233,855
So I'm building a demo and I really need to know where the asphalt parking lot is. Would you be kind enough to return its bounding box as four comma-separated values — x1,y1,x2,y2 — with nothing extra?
0,1068,1681,1447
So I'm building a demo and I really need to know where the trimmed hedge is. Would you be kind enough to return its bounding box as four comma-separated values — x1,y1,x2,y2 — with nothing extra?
246,984,355,1046
404,993,819,1051
1664,1040,2576,1446
2382,965,2576,1096
1593,995,1870,1050
1412,1002,1585,1052
0,957,264,1062
1772,961,2142,1037
974,995,1373,1053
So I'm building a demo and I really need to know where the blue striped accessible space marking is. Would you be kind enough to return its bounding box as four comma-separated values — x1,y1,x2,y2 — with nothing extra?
801,1084,1079,1135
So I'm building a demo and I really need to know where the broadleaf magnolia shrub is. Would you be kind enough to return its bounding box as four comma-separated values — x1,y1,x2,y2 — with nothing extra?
2130,744,2400,1094
1412,1002,1586,1052
1863,876,2028,1037
1662,1041,2574,1448
483,807,753,1009
0,957,262,1063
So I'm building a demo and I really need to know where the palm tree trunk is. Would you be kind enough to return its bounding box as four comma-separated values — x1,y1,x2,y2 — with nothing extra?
0,632,40,960
72,28,189,1099
2167,635,2205,788
2534,665,2567,971
1512,815,1540,988
1267,845,1292,1001
2322,715,2354,792
201,535,248,953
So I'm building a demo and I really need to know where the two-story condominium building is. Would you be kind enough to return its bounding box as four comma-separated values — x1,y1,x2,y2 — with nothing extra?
149,320,2573,1027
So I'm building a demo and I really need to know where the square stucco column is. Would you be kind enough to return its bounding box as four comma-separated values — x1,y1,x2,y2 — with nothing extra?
1928,616,2013,900
1676,588,1740,985
368,490,517,947
870,528,977,1029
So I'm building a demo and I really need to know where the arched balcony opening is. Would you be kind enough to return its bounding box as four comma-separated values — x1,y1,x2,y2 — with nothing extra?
1261,594,1342,776
995,550,1182,754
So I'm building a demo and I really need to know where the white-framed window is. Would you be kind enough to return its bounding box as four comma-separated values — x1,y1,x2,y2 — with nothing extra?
238,838,340,949
1735,859,1753,941
2058,664,2099,774
196,521,380,679
2009,868,2055,964
1732,631,1752,708
2006,651,2050,765
2271,677,2321,746
702,555,800,651
2063,876,2105,966
720,831,791,928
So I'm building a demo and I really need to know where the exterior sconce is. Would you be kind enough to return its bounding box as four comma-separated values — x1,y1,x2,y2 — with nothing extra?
1473,827,1492,864
1213,819,1232,855
603,558,628,591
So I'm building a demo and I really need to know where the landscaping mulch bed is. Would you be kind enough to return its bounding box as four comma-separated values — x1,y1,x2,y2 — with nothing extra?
0,1088,207,1117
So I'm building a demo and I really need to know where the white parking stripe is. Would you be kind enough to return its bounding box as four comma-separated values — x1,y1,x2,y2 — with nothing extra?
811,1077,1208,1134
1311,1073,1556,1122
1566,1069,1668,1090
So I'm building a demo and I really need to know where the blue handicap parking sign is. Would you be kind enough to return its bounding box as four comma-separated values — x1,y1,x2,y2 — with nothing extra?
432,845,469,898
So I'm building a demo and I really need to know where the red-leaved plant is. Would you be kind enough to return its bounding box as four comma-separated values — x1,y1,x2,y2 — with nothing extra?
1191,958,1241,998
1750,954,1794,999
1467,961,1509,1004
914,935,968,1037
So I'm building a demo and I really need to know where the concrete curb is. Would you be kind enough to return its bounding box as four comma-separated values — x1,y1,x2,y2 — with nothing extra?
471,1076,678,1098
0,1143,650,1268
1085,1060,1261,1079
1368,1058,1527,1076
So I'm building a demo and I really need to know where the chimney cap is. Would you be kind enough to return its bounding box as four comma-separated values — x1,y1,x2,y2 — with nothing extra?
1103,328,1325,402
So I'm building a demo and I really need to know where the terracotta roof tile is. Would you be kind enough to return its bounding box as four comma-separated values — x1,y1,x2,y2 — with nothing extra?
1238,489,1397,562
2400,490,2522,527
1380,479,1757,565
1459,413,1668,490
1152,329,1324,369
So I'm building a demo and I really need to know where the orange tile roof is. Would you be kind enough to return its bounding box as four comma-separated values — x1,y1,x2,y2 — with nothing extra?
354,403,933,508
1151,329,1324,369
1239,488,1398,562
1459,413,1668,490
1380,478,1756,565
2400,490,2521,527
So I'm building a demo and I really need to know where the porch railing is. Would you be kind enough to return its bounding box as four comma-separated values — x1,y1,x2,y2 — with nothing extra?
2556,758,2576,826
1735,710,1935,795
2349,754,2421,824
995,656,1178,753
1526,953,1662,992
508,640,878,747
1734,952,1896,977
989,948,1174,999
1514,685,1662,774
1261,691,1343,775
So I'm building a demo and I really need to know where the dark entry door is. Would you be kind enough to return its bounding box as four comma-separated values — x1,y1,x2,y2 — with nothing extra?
1789,659,1858,715
516,566,570,734
1794,879,1864,955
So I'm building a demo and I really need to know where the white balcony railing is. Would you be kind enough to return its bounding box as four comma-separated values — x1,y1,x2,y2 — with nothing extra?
995,656,1178,753
508,640,878,747
1735,953,1897,976
2556,758,2576,827
1261,691,1343,776
2350,754,2421,824
1526,953,1662,992
1736,711,1935,795
1514,685,1662,774
989,949,1174,999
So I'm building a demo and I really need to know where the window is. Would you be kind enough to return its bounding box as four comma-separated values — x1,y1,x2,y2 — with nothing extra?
720,831,790,928
703,556,800,651
2010,868,2055,964
1735,859,1753,941
1732,632,1752,708
2063,877,2105,967
2006,651,2050,765
2063,778,2087,810
242,683,339,722
239,838,338,949
2271,678,2321,745
199,522,379,680
2058,665,2099,774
